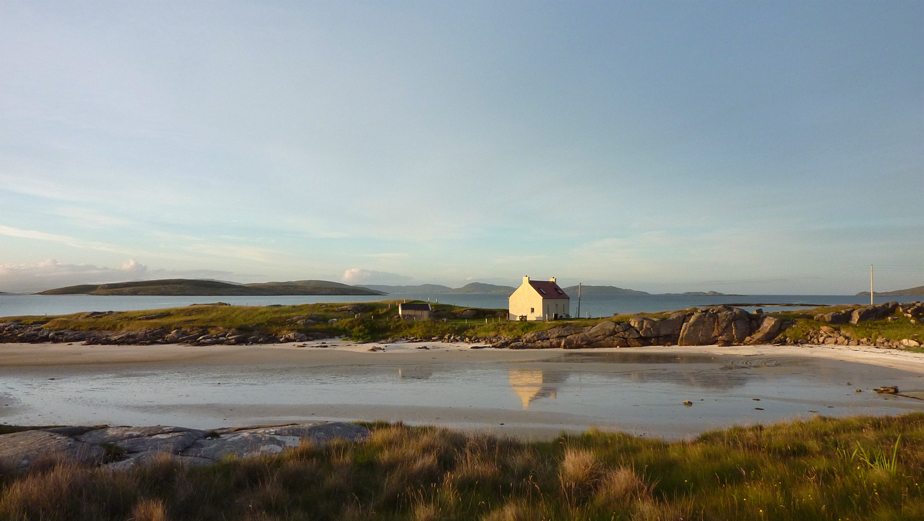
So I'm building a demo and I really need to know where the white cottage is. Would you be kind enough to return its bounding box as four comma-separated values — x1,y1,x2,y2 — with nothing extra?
508,276,570,321
398,302,432,320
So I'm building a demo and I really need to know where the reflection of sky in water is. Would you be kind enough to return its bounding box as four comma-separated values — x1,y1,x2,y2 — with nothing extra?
2,353,923,438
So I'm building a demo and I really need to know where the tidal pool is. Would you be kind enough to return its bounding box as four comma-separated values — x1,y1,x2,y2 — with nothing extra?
1,350,922,439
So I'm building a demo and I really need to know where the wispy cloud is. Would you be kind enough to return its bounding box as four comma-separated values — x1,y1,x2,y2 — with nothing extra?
0,224,140,256
51,207,134,228
341,268,413,285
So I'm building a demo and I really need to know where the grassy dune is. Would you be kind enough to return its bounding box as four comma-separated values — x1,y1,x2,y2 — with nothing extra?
2,414,924,520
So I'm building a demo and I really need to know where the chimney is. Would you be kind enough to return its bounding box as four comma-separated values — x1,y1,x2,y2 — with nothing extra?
550,277,556,283
523,275,530,285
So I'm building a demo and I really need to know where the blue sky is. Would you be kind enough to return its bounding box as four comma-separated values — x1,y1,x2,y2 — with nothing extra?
1,1,921,294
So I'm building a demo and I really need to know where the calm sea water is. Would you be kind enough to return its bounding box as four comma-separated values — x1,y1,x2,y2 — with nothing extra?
0,293,917,319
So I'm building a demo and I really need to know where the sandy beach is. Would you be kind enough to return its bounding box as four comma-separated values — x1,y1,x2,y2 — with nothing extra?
2,341,923,439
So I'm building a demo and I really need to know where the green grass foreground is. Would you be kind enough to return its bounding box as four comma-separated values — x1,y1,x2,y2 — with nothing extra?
3,415,924,520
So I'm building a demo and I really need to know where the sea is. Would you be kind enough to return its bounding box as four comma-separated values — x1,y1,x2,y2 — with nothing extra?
0,293,919,319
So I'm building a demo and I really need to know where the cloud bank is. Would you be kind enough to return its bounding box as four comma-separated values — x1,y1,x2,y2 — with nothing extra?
341,268,413,286
0,259,236,293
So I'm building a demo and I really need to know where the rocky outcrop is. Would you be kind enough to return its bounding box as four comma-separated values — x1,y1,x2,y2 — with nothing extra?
812,302,902,325
850,302,899,325
506,306,797,349
0,422,369,472
899,302,924,324
0,323,329,346
0,429,106,470
797,324,915,349
678,307,750,346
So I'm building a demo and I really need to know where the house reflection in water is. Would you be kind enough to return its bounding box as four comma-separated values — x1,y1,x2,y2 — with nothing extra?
508,370,565,409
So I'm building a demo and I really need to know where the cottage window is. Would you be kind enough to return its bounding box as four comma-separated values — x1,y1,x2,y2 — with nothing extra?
530,307,534,313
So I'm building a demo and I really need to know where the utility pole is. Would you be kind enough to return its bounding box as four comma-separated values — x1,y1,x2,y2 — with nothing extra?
870,265,874,306
577,283,582,319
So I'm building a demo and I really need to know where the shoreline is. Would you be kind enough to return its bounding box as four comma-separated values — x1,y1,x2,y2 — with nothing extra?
1,340,923,373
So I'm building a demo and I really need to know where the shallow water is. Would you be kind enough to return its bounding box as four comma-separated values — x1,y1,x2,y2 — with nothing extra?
1,351,922,439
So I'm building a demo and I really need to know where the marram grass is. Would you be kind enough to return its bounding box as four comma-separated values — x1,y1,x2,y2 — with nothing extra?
3,414,924,520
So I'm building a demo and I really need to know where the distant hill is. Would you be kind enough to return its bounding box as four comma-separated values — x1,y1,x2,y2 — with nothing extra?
38,278,384,296
857,285,924,297
364,284,453,294
447,283,516,295
563,285,649,296
678,291,740,296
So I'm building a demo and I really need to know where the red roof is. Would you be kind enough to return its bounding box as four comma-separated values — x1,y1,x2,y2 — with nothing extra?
529,281,569,299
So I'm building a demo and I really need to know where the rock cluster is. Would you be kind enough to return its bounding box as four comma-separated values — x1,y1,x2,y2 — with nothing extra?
801,325,920,349
813,301,913,325
0,422,369,472
501,306,790,349
0,323,328,346
898,302,924,324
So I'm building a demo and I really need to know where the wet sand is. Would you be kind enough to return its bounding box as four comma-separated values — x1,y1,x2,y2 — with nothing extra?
1,341,923,439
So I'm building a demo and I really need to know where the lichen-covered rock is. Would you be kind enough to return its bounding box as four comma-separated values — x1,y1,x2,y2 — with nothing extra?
0,430,106,469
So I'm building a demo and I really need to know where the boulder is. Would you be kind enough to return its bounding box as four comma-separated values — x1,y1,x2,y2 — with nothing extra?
815,311,851,325
589,337,630,348
586,321,617,340
679,306,750,346
678,311,718,346
746,316,784,344
546,326,586,340
561,333,591,349
521,330,550,343
658,313,688,338
280,332,308,343
613,322,642,340
629,317,660,338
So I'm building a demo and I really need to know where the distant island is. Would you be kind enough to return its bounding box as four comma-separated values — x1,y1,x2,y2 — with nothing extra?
364,282,516,295
562,285,648,296
677,291,740,296
857,285,924,297
447,282,516,294
38,279,384,296
364,284,453,294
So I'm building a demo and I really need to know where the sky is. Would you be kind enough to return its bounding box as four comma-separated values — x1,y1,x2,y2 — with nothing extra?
1,1,922,294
